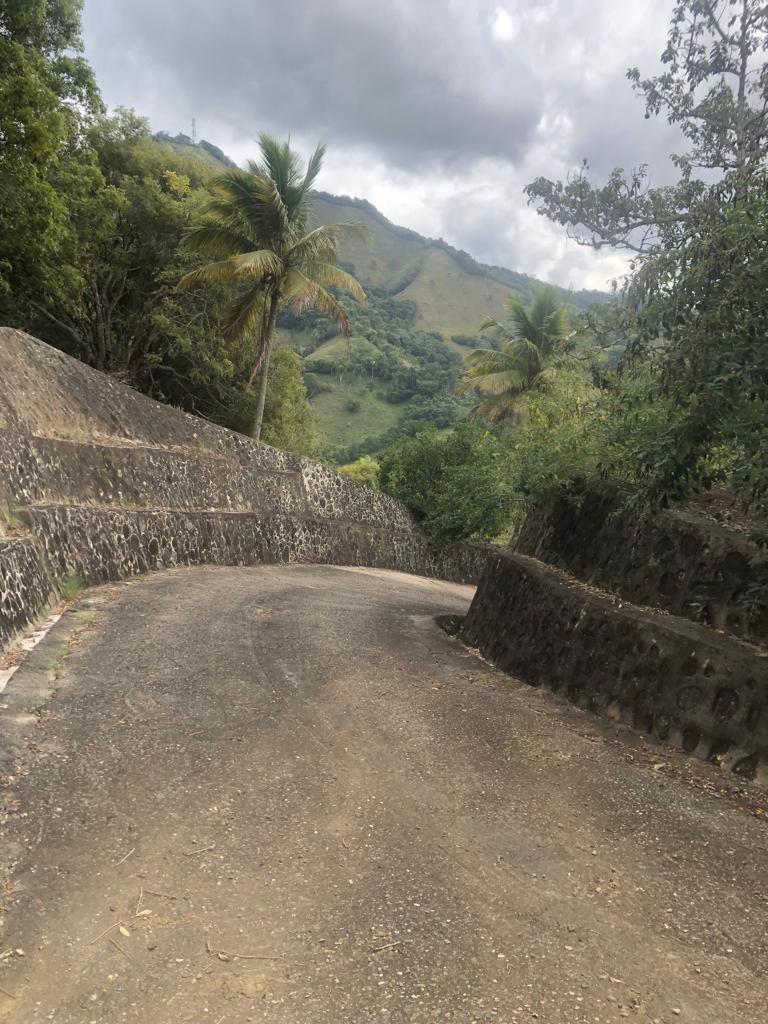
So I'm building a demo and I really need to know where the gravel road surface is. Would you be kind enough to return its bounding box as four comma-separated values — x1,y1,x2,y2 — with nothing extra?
1,564,767,1023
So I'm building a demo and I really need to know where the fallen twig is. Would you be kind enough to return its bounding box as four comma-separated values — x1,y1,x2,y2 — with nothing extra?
115,847,135,866
144,889,177,900
0,984,18,999
370,939,412,953
109,936,132,961
87,921,119,945
184,844,216,857
135,887,144,917
205,935,297,962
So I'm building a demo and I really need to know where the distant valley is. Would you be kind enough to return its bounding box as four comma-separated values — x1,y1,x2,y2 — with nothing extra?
161,136,606,459
289,192,606,459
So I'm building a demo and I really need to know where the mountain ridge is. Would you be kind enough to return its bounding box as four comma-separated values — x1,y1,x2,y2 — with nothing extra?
153,134,606,344
313,189,607,313
155,134,608,457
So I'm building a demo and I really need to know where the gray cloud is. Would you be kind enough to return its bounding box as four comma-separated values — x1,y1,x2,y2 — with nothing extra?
82,0,683,288
84,0,545,165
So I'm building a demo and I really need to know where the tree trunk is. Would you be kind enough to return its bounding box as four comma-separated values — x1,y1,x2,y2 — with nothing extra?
735,0,749,172
250,292,280,442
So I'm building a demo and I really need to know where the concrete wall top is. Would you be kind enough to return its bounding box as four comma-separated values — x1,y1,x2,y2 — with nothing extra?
0,327,297,469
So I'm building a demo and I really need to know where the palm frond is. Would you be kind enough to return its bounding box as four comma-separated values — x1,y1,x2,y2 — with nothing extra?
230,249,283,279
469,392,519,422
462,347,519,373
499,336,545,371
458,368,527,396
221,283,266,343
479,316,508,335
256,134,301,194
182,223,255,258
302,143,326,194
284,270,351,334
284,224,343,263
178,250,282,291
311,284,351,334
504,298,534,341
282,268,316,311
177,259,242,291
303,261,366,302
248,174,291,236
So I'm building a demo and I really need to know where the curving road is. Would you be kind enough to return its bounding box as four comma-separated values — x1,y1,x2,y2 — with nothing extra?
1,565,767,1023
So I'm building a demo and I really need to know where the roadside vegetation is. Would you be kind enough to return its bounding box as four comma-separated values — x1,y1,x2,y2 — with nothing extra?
2,0,766,590
376,0,768,568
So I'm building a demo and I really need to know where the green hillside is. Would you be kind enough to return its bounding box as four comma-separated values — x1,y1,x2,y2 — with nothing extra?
288,193,607,460
152,136,607,461
310,192,605,346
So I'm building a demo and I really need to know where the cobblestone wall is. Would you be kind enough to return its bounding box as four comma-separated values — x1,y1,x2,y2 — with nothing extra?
517,488,766,642
463,551,768,781
0,328,486,652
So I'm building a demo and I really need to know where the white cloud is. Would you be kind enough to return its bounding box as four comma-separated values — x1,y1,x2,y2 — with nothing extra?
490,6,519,43
82,0,680,291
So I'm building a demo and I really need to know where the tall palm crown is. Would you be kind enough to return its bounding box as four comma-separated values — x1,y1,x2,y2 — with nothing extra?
457,286,572,422
179,135,365,440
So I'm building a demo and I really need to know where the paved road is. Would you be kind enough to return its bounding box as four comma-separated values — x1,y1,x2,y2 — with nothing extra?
1,565,767,1024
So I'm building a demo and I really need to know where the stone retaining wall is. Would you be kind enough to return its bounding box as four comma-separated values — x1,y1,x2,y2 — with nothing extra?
0,538,55,652
20,505,486,590
0,328,486,652
463,551,768,780
517,488,766,642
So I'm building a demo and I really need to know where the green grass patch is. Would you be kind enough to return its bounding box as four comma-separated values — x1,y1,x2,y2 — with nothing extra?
0,501,24,538
311,382,403,448
56,573,84,602
306,334,381,365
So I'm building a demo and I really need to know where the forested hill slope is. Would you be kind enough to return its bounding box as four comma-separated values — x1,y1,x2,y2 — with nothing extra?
156,135,605,343
155,135,607,459
310,192,606,343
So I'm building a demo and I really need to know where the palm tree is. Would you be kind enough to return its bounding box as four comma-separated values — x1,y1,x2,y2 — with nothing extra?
179,135,365,441
457,286,573,422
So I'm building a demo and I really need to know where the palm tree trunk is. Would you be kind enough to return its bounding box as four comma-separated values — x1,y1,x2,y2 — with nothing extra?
250,292,280,442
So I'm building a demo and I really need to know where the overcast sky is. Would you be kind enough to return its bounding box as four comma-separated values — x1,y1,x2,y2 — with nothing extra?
81,0,683,291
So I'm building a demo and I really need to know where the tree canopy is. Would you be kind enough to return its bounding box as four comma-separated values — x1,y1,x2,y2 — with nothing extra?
525,0,768,254
457,287,573,421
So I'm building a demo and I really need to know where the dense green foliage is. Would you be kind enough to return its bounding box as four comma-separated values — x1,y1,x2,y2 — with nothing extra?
0,4,321,454
379,422,512,542
523,0,768,523
260,348,321,453
338,455,381,488
458,287,574,421
0,0,100,319
621,179,768,513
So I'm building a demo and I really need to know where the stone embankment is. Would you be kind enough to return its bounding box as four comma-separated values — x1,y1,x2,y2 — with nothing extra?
4,327,766,779
517,487,767,642
0,328,485,651
463,491,768,781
